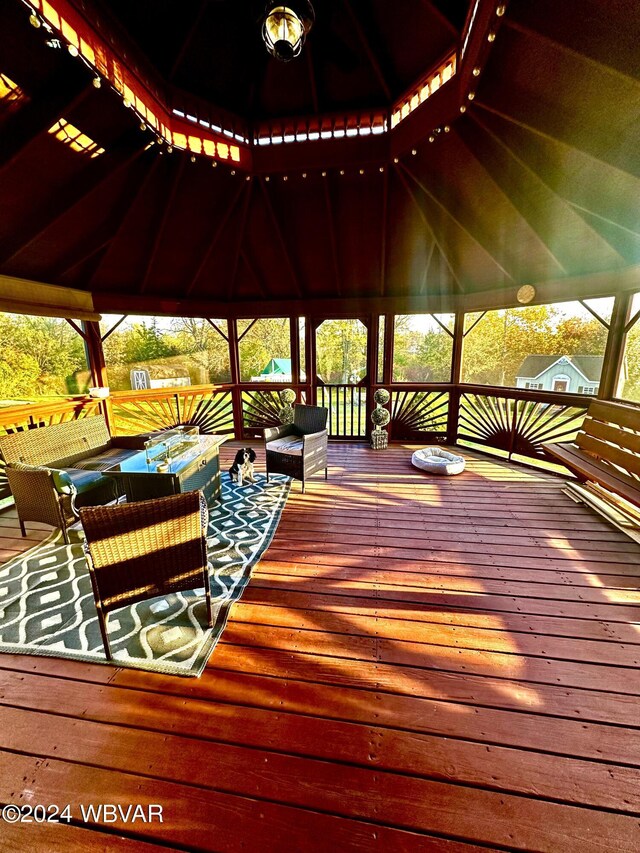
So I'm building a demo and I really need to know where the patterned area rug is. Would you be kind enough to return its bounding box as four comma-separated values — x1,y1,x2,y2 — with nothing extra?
0,474,290,677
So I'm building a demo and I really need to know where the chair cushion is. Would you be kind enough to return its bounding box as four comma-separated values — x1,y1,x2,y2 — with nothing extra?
411,447,466,475
60,467,108,494
6,461,75,495
267,435,304,456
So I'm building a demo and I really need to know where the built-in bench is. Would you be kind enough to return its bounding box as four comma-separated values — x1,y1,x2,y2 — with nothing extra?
543,400,640,510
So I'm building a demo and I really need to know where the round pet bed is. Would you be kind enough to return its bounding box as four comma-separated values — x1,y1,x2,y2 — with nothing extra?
411,447,466,476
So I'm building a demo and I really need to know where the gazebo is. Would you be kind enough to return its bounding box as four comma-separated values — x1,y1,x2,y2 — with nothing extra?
0,0,639,849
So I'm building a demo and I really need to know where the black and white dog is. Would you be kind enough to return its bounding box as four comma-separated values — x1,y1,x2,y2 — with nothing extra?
229,447,256,484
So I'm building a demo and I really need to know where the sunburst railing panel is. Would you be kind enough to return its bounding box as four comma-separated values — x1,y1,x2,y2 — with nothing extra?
390,389,449,441
458,389,589,466
110,387,234,436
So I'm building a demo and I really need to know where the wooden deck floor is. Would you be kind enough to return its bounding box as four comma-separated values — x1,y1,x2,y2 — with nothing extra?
0,442,639,851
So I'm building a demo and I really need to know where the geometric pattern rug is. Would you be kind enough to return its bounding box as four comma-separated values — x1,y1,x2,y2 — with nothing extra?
0,473,290,677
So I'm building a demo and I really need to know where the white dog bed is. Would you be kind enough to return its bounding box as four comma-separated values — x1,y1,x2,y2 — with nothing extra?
411,447,466,475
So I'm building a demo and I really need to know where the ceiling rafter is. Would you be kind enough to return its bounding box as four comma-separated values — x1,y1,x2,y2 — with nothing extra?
379,168,389,296
184,181,246,297
322,177,342,298
53,151,158,282
227,181,253,301
87,156,163,289
418,0,460,36
258,178,303,299
0,131,145,266
140,157,187,294
240,248,268,299
505,18,640,89
341,0,392,100
394,165,464,295
305,43,320,114
0,72,90,175
471,108,640,242
168,0,208,81
400,161,517,284
468,110,627,267
475,99,640,182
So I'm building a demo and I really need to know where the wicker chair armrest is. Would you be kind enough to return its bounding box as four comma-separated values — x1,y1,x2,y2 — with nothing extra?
302,429,328,446
264,424,294,443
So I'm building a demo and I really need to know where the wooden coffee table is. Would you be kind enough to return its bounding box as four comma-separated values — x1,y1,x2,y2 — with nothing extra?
103,435,228,503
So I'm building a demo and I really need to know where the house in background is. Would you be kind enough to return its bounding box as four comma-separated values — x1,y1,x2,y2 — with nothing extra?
254,358,292,382
516,355,605,395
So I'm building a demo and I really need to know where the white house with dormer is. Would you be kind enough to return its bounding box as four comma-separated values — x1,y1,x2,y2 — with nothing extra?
516,355,605,395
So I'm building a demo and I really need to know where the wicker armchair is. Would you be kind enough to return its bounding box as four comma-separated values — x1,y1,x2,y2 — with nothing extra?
264,404,328,493
79,491,213,659
5,462,115,544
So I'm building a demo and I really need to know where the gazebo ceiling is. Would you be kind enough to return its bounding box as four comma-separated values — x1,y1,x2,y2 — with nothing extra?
104,0,467,119
0,0,639,313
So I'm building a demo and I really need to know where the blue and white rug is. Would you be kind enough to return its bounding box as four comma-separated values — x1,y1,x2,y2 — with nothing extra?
0,474,290,677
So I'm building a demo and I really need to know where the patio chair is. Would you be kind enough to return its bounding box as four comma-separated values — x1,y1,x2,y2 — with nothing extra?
264,404,328,493
79,490,213,659
5,461,115,544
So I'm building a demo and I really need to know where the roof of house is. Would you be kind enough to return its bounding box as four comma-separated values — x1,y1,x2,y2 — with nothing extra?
517,355,604,382
261,358,292,374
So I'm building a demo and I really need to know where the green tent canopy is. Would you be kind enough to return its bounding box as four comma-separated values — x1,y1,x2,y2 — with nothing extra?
261,358,292,376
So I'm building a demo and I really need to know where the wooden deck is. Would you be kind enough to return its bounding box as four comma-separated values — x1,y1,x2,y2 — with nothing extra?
0,442,639,851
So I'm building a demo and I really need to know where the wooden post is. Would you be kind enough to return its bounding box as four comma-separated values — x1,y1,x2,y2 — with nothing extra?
308,317,318,405
599,291,634,401
82,320,113,433
228,318,243,439
290,314,300,386
366,313,379,440
382,313,393,386
447,311,465,445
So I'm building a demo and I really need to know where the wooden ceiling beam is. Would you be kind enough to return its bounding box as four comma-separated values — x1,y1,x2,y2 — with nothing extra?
399,161,517,283
379,167,389,296
184,181,245,297
467,111,626,268
394,165,465,295
418,0,460,36
258,178,303,299
0,72,90,175
240,248,268,299
322,177,342,298
341,0,392,100
139,157,187,294
227,181,253,301
168,0,208,81
87,156,162,289
0,132,145,266
90,263,640,320
52,152,159,282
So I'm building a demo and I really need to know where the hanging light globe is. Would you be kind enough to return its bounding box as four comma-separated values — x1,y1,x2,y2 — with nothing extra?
262,2,315,62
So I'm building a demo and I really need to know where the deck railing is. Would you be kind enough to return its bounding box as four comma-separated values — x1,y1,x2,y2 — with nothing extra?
316,385,367,438
0,381,597,502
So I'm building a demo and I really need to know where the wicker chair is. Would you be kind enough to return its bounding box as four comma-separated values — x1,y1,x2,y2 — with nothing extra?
5,462,115,544
79,491,213,659
264,404,328,493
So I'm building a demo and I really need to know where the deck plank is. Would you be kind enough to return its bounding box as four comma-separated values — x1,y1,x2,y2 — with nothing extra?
0,442,638,851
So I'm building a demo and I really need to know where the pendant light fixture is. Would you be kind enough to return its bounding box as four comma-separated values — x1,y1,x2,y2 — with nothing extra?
262,2,315,62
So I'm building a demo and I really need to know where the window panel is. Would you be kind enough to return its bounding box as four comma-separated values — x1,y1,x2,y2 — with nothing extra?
238,318,291,383
461,300,613,393
393,314,454,383
0,313,89,400
100,315,231,391
618,292,640,403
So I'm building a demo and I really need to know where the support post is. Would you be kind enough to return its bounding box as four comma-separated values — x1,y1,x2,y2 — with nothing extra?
366,314,379,440
228,318,243,439
447,311,465,445
599,291,634,400
83,320,113,434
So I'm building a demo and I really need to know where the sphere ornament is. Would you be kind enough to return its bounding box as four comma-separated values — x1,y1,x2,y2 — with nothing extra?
371,406,390,428
278,406,294,424
373,388,390,405
280,388,296,405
